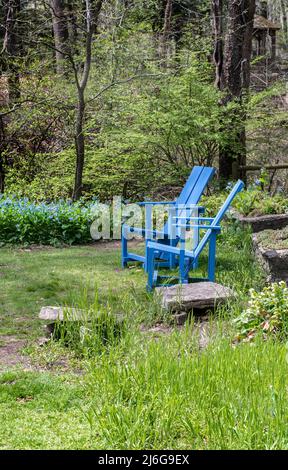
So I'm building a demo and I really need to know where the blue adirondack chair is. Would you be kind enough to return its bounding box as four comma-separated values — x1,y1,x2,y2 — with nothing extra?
146,180,244,290
121,166,215,270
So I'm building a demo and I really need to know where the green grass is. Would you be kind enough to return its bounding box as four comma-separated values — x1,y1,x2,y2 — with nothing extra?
0,371,92,449
84,330,288,450
0,242,146,338
1,333,288,449
3,225,286,450
0,225,262,338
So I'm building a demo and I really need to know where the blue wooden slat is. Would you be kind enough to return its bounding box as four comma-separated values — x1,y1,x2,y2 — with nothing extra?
177,166,204,204
184,167,214,205
147,241,181,255
127,253,146,263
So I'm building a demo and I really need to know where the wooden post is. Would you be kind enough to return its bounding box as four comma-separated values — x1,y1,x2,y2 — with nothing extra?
270,30,276,61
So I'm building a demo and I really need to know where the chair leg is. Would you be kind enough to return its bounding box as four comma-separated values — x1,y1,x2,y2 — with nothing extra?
179,249,189,284
169,253,177,269
193,225,199,270
144,239,148,272
208,232,217,281
147,246,155,291
121,226,128,268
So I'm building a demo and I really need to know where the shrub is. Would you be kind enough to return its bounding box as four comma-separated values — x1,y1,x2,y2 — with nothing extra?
234,189,288,217
234,282,288,342
202,188,288,218
0,196,96,246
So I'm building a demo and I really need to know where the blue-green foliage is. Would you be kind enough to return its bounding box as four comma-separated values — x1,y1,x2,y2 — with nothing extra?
0,196,95,246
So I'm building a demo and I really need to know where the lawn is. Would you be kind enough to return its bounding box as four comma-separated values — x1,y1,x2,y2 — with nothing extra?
1,226,288,450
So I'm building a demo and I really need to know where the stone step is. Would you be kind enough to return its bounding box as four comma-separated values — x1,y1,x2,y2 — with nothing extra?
253,234,288,283
231,211,288,233
156,282,236,313
39,306,88,322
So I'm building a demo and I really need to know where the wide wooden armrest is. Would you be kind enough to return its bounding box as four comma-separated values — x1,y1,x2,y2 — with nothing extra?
122,225,167,238
174,224,221,232
137,201,176,207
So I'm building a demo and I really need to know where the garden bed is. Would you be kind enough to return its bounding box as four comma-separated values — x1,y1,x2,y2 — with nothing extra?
253,227,288,282
204,189,288,233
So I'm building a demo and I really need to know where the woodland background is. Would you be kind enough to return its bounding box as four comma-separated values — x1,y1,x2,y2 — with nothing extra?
0,0,288,202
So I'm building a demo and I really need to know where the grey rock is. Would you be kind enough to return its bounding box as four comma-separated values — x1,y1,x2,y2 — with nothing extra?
174,312,189,325
39,306,88,321
37,337,50,347
253,234,288,282
156,282,236,312
232,211,288,233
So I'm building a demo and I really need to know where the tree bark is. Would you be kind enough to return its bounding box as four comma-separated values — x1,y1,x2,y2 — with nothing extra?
0,116,5,193
218,0,256,182
259,0,268,18
280,0,288,44
50,0,69,74
2,0,21,102
159,0,173,63
67,1,78,51
72,0,103,201
74,92,85,200
212,0,224,89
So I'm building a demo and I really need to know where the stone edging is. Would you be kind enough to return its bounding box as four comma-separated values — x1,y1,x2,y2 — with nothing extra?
252,233,288,282
231,210,288,233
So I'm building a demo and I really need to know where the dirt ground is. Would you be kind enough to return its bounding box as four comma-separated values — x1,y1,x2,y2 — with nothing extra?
0,336,32,371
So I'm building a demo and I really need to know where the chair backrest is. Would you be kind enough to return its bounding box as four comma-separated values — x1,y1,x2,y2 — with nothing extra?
163,166,215,237
194,180,244,258
177,166,215,206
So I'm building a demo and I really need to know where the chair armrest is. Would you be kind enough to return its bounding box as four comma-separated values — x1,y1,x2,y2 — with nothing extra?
136,201,176,207
123,225,166,238
169,204,205,213
174,217,214,222
175,224,221,232
137,201,176,207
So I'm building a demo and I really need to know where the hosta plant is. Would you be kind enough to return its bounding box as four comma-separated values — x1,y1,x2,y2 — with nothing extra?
0,196,97,246
234,282,288,342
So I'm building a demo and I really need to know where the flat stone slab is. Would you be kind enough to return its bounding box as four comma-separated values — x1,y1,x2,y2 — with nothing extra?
39,306,88,322
232,211,288,233
156,282,236,312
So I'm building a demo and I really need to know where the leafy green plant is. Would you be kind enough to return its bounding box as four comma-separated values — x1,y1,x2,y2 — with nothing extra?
202,189,288,218
0,196,96,246
234,282,288,342
234,190,288,217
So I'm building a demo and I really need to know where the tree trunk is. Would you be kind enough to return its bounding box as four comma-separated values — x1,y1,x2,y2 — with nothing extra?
72,0,103,201
218,0,256,183
67,1,78,51
0,0,21,193
2,0,21,102
50,0,69,74
212,0,224,89
259,0,268,18
73,92,85,201
0,117,5,193
280,0,288,44
159,0,173,63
